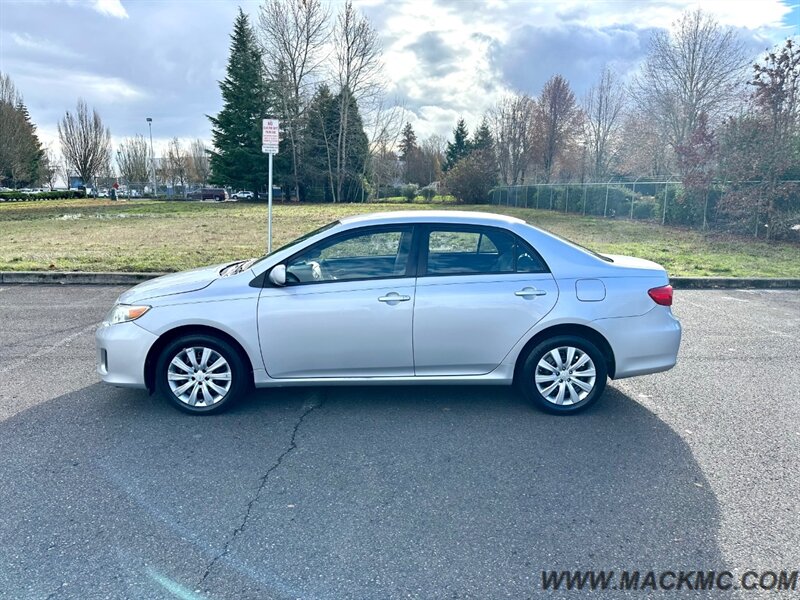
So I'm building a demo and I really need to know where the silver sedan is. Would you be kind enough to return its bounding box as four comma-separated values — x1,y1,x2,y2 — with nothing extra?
96,211,681,415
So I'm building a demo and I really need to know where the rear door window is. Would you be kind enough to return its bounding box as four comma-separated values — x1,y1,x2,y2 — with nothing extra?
424,226,548,275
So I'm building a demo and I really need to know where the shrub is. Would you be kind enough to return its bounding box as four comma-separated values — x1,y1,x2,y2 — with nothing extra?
400,184,418,202
633,200,658,220
420,186,436,201
442,150,497,204
0,190,85,201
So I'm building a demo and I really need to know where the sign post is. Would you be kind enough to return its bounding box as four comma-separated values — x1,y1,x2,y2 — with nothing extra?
262,118,280,252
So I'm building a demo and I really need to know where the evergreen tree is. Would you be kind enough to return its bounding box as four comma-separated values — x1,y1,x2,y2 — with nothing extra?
208,9,285,196
302,84,369,202
399,122,418,160
336,88,369,201
303,85,339,201
443,118,471,171
470,116,498,184
400,122,429,185
0,73,44,187
471,117,494,152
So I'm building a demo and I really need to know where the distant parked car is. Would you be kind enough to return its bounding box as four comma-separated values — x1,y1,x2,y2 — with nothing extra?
187,188,228,201
232,190,254,200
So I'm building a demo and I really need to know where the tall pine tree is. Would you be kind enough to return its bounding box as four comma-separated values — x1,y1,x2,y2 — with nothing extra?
443,118,471,172
302,84,369,202
399,122,418,160
471,117,494,152
0,73,44,188
208,9,285,196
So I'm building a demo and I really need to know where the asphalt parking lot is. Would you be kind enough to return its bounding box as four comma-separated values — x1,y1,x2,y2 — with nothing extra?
0,285,798,599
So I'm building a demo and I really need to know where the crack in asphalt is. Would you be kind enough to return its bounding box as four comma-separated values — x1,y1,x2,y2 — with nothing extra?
197,394,323,589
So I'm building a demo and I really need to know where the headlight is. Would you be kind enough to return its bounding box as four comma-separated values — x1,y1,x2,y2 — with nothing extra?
103,304,151,325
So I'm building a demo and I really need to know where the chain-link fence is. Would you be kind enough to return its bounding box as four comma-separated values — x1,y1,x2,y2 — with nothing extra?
491,181,679,222
490,180,800,240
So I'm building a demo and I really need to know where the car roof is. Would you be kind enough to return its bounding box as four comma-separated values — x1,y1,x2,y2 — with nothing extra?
339,210,526,227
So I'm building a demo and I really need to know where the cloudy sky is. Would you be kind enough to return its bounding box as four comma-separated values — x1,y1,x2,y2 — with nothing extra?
0,0,797,156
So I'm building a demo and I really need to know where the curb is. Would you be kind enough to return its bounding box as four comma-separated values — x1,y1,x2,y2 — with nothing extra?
0,271,166,285
669,277,800,289
1,271,799,289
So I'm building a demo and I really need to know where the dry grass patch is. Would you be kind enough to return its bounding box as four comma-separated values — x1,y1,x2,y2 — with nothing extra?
1,199,798,277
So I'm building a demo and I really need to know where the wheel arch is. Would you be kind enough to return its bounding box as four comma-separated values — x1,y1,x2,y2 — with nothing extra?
144,324,255,393
513,323,616,383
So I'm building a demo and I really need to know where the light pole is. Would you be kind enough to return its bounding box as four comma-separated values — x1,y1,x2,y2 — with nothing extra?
146,117,156,198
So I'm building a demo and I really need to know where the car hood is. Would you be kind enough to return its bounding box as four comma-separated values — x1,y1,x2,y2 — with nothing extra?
118,263,228,304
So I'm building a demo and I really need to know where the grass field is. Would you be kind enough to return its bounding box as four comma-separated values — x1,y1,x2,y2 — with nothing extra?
1,198,799,277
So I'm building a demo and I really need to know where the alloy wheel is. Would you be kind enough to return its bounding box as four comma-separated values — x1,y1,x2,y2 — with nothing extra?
534,346,596,406
167,346,232,407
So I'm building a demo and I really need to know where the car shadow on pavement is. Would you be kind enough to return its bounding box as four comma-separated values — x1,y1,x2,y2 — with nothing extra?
0,382,727,599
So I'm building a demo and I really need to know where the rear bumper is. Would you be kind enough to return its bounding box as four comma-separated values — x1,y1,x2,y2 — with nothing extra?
95,321,158,389
593,307,682,379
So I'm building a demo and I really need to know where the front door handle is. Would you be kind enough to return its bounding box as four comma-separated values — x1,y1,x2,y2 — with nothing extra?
515,287,547,298
378,292,411,303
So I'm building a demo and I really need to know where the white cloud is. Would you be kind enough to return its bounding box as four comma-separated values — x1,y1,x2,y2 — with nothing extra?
91,0,128,19
11,32,84,59
1,0,795,153
11,61,145,104
365,0,796,139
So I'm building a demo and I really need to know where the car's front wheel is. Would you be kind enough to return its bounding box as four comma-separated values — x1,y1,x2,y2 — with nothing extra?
156,334,248,414
518,335,607,414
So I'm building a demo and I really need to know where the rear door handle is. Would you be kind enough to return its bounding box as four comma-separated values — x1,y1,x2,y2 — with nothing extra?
378,292,411,303
515,287,547,298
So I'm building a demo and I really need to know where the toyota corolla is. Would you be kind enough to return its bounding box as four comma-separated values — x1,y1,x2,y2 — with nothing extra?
96,211,681,415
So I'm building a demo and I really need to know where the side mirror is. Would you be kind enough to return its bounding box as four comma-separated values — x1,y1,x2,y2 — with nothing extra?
268,264,287,286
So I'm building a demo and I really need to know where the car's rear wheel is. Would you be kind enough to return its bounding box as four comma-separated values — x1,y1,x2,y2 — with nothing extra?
156,334,248,414
518,335,607,414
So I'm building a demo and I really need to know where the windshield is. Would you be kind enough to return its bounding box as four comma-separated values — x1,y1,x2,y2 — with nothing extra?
248,220,341,269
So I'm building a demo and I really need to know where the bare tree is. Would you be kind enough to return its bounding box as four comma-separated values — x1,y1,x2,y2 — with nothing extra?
97,155,116,191
717,38,800,240
750,37,800,143
117,135,150,186
632,9,747,150
41,147,59,190
58,98,111,189
60,156,71,189
365,98,406,196
618,113,673,178
419,134,446,186
188,138,211,186
489,93,537,185
0,72,21,105
259,0,329,200
584,67,626,179
534,75,583,182
164,137,188,196
333,0,381,201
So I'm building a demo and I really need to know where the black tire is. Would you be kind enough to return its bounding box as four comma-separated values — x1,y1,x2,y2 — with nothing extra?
156,334,249,415
518,334,608,415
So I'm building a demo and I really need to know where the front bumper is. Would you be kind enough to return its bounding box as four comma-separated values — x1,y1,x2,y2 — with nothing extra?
593,307,682,379
95,321,158,389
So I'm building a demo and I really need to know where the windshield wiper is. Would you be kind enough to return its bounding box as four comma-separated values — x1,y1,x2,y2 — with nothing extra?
233,258,257,274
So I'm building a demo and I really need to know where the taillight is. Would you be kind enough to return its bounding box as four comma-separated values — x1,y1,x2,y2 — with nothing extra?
648,284,673,306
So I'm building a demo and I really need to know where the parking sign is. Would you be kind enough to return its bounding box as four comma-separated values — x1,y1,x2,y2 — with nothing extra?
262,119,279,154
